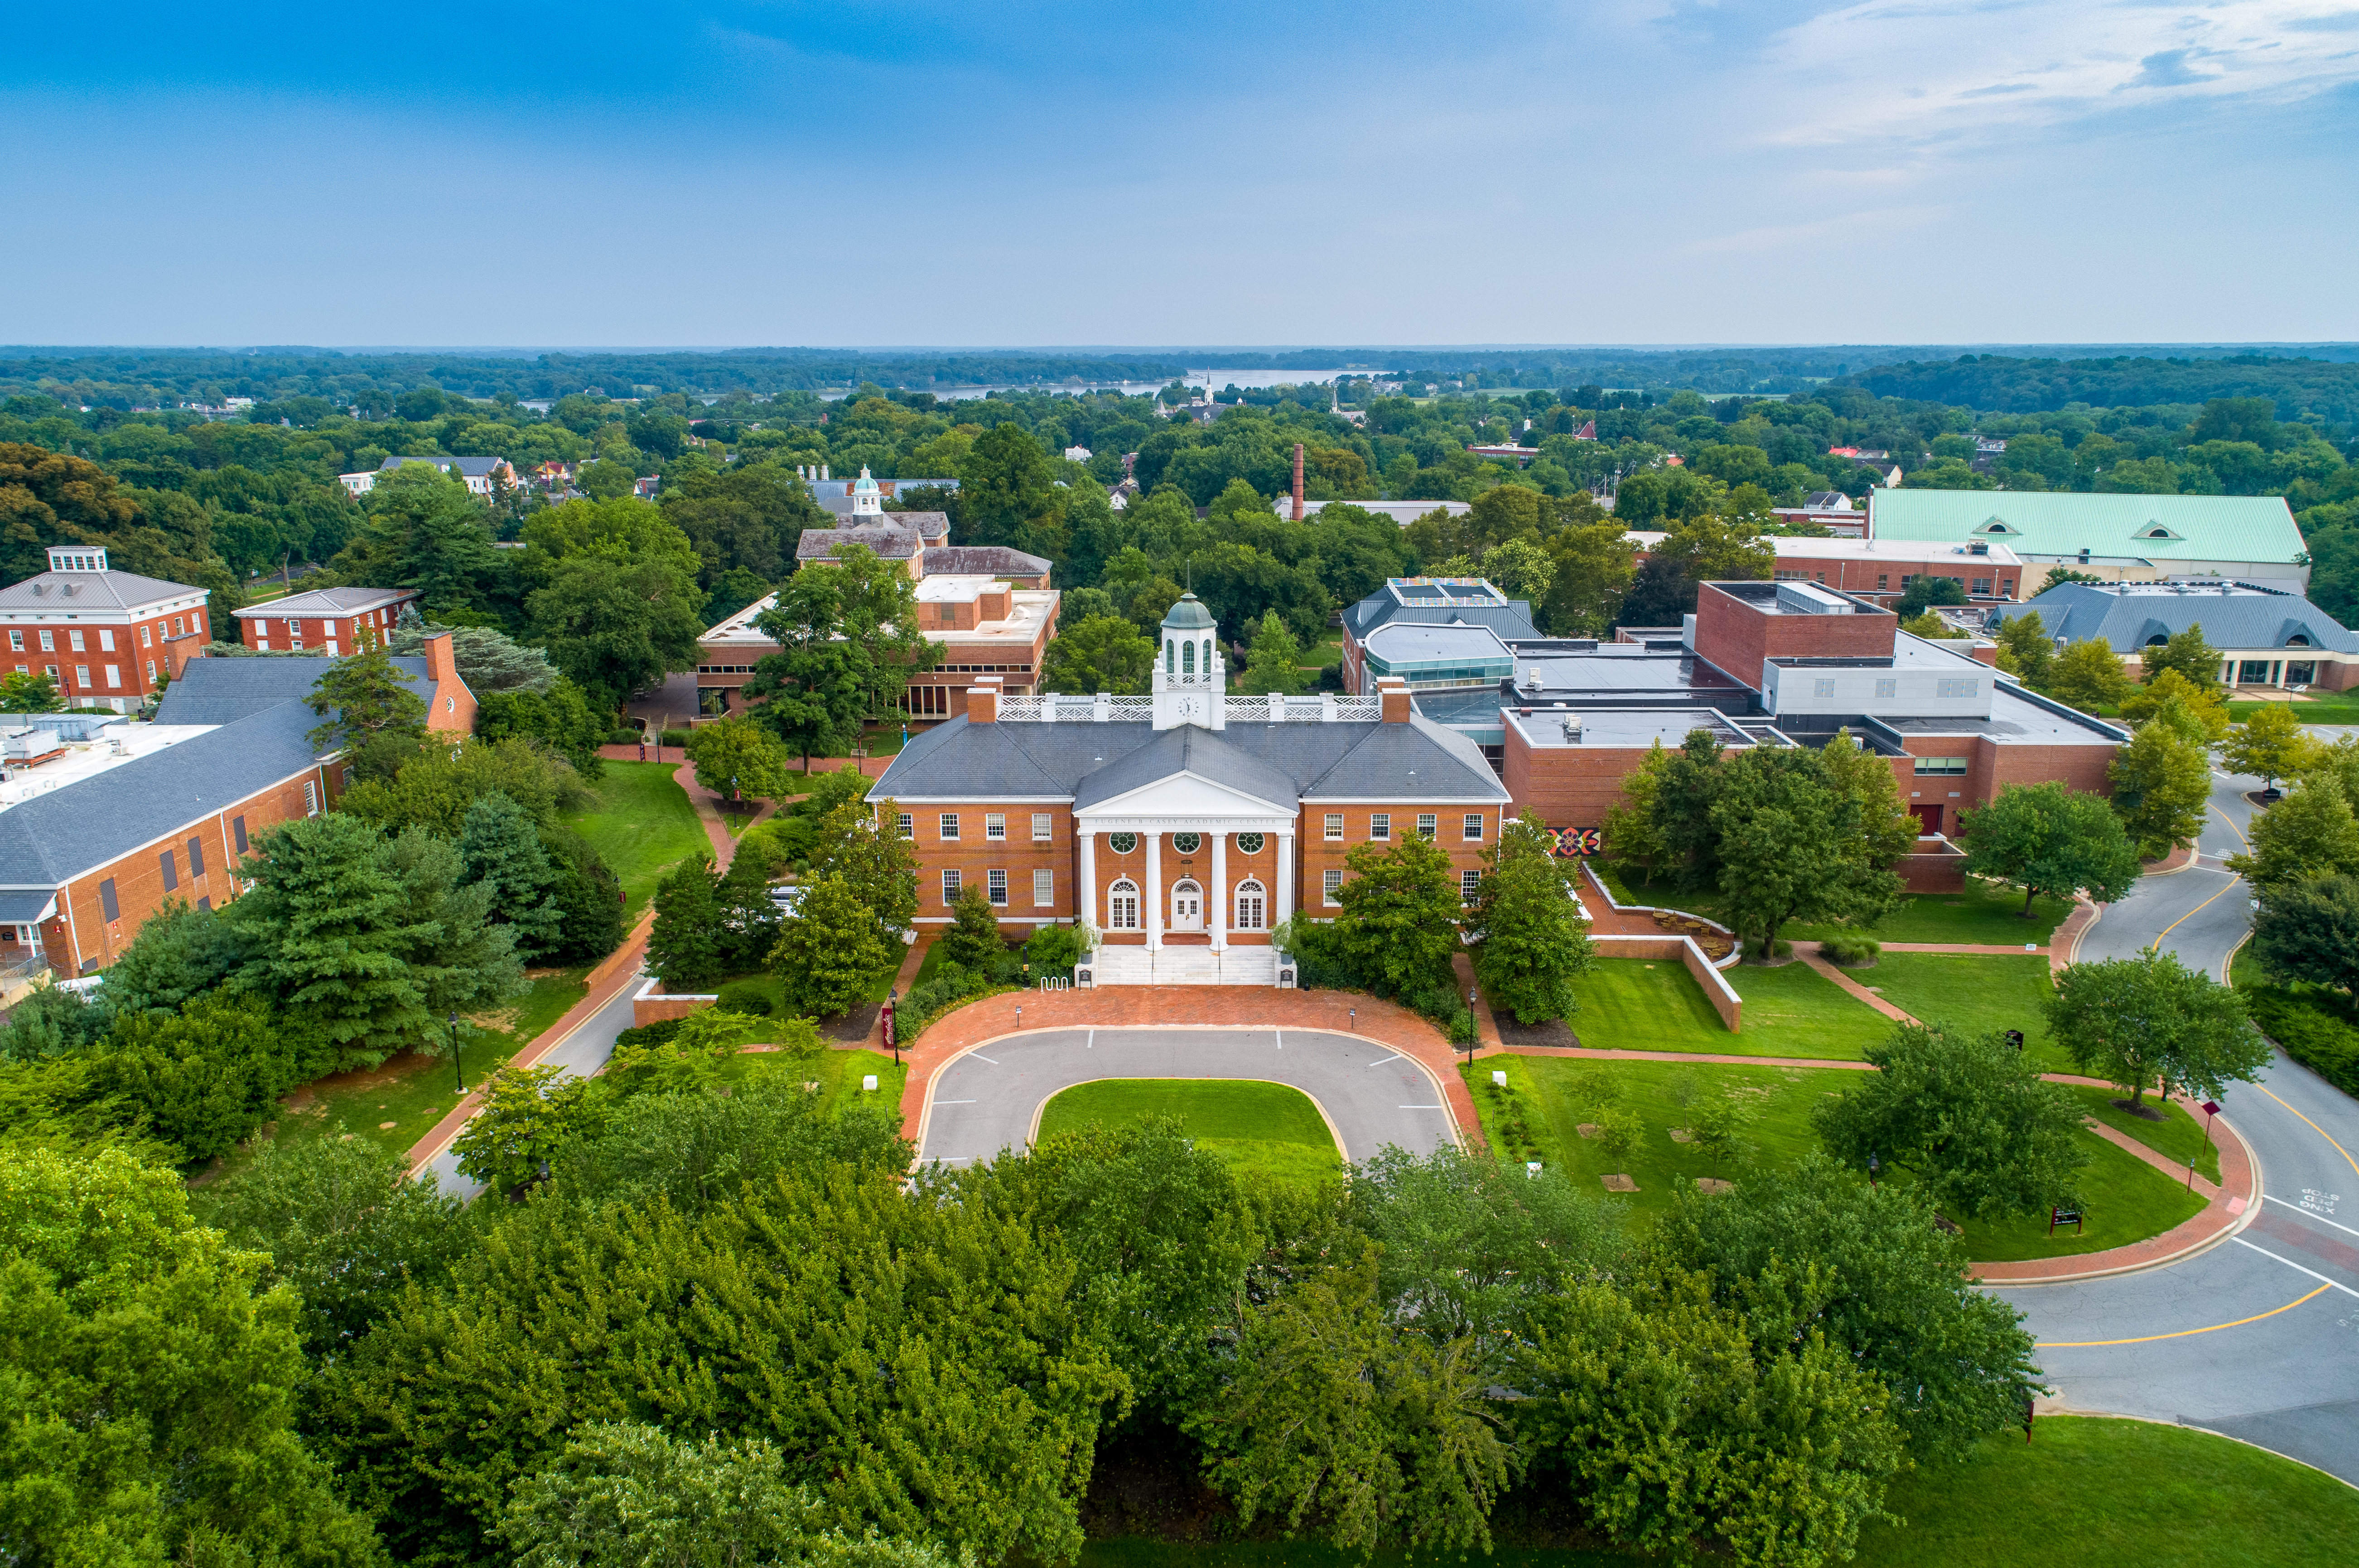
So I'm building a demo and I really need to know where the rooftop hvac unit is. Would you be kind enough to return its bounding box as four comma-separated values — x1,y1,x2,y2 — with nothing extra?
1560,716,1582,743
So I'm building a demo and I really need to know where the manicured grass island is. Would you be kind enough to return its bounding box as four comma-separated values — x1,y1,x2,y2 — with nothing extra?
1599,865,2073,946
1852,951,2070,1068
1036,1079,1342,1184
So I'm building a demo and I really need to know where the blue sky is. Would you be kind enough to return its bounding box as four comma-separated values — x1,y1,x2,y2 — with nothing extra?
6,0,2357,346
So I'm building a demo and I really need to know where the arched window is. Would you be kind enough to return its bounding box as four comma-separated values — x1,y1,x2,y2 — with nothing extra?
1234,878,1267,931
1165,640,1175,673
2288,634,2312,646
1182,639,1196,676
1202,637,1213,673
1107,878,1140,930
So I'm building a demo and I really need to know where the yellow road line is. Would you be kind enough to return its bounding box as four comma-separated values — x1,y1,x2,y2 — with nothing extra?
2211,800,2252,852
2157,877,2240,942
2258,1083,2359,1181
2039,1283,2330,1347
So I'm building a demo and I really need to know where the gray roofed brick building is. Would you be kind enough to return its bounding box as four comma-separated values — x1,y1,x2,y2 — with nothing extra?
1997,579,2359,693
1341,578,1541,694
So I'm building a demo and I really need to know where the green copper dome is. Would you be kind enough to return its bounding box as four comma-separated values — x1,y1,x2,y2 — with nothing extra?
1161,592,1215,631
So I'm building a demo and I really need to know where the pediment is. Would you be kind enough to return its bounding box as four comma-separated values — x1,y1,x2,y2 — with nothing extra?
1075,769,1293,822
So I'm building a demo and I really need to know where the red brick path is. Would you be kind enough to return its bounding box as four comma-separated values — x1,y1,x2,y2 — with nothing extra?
893,988,1485,1153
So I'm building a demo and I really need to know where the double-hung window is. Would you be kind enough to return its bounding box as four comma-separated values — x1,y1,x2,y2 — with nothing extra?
896,813,914,838
1323,869,1344,905
939,813,960,841
1460,869,1482,902
1462,814,1484,841
942,869,962,903
1416,813,1436,840
1324,813,1344,840
1032,813,1052,841
1032,869,1054,906
985,813,1007,840
987,869,1008,906
1370,813,1390,841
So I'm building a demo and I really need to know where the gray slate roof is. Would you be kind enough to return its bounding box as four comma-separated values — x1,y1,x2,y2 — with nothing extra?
921,545,1051,578
0,568,204,612
868,710,1507,806
1997,582,2359,654
231,585,415,618
381,455,509,478
797,519,950,560
153,653,437,727
1343,589,1539,643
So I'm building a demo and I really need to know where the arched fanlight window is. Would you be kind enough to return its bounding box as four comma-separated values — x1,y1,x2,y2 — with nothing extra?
1182,640,1196,675
1165,640,1175,673
1107,878,1141,930
1234,878,1267,931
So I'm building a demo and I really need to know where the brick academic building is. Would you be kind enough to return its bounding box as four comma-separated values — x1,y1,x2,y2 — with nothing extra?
868,581,2128,983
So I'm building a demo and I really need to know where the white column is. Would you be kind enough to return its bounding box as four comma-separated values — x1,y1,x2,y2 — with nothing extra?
1146,833,1163,950
1078,830,1097,935
1277,831,1295,926
1211,830,1228,951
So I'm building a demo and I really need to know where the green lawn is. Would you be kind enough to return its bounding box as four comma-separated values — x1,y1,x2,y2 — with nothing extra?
1036,1079,1343,1184
564,761,710,916
201,966,591,1186
2069,1084,2223,1185
1948,1124,2208,1260
2229,690,2359,724
1573,956,1891,1059
1605,866,2071,946
1464,1056,1861,1220
1079,1416,2359,1568
1852,952,2067,1069
728,1045,906,1119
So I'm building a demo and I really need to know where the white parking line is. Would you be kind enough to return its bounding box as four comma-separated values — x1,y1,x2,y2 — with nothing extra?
2265,1193,2359,1240
1369,1052,1404,1069
2233,1236,2359,1299
1399,1104,1444,1110
971,1054,999,1066
1274,1029,1282,1051
935,1099,976,1105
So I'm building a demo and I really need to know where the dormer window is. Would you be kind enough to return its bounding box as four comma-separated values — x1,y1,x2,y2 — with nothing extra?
1973,520,2017,535
2287,634,2311,647
2138,523,2181,540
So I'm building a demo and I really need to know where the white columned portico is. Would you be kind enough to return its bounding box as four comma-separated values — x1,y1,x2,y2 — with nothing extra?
1145,833,1163,950
1211,832,1228,951
1277,831,1295,926
1079,831,1097,932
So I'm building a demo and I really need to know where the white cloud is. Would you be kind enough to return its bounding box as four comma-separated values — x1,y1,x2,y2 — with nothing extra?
1759,0,2359,145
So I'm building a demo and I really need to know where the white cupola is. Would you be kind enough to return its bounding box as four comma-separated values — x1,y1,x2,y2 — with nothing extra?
850,466,883,517
1152,592,1225,729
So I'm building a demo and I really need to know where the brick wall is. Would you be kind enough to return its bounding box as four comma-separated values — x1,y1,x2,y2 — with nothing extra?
44,765,328,975
1691,583,1896,685
1298,802,1500,917
1505,729,1660,841
897,801,1078,927
239,600,412,652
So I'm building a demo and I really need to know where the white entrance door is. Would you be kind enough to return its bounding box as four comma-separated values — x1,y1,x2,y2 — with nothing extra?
1170,879,1204,932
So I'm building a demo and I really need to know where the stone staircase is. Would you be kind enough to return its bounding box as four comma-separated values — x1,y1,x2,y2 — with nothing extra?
1084,946,1283,987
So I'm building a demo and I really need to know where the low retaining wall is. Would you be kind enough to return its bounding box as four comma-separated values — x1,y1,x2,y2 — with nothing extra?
632,976,717,1026
1580,863,1742,970
1898,835,1968,893
1590,933,1743,1032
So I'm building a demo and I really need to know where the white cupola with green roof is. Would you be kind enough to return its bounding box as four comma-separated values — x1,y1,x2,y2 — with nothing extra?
1152,591,1226,729
849,466,883,517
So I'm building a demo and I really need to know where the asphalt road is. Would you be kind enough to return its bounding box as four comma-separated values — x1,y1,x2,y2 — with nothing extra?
419,969,642,1201
916,1026,1462,1168
1993,758,2359,1484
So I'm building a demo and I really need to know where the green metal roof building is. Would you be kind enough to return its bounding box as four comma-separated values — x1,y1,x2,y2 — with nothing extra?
1866,490,2308,591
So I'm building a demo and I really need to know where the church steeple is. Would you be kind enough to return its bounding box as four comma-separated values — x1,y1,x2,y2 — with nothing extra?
1151,592,1225,729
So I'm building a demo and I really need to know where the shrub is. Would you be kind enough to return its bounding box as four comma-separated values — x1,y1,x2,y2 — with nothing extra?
715,979,774,1017
659,727,694,748
2244,983,2359,1095
1021,922,1087,978
1821,935,1882,967
611,1018,685,1050
608,727,641,745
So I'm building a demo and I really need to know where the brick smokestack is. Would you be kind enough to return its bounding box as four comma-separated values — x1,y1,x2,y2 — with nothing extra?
1292,443,1305,521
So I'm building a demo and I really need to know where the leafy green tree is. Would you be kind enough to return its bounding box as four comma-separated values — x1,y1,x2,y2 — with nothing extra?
1896,574,1968,616
1540,521,1638,636
228,812,438,1069
2108,717,2213,858
714,845,786,973
546,827,627,963
386,825,527,1020
2120,667,2230,739
770,874,895,1017
1037,613,1154,695
1711,748,1903,958
1652,1153,2042,1461
1815,1023,2088,1220
1991,609,2054,685
0,671,62,712
1601,738,1672,879
0,1146,379,1566
1330,835,1464,996
389,622,557,695
339,733,591,835
2221,701,2325,789
1467,817,1595,1023
2226,774,2359,887
648,856,724,990
2047,948,2266,1108
808,796,919,939
528,550,707,709
0,981,107,1064
458,791,566,959
1513,1269,1904,1568
748,640,869,767
1187,1249,1515,1554
939,882,1006,972
306,635,428,751
1899,608,1967,639
2139,623,2224,693
1236,609,1310,695
687,715,794,801
1958,782,2142,914
2253,873,2359,994
2045,636,2132,711
332,460,508,616
195,1129,469,1359
453,1061,599,1191
101,897,246,1015
474,678,612,774
1650,729,1729,891
960,423,1059,553
103,993,295,1163
1819,726,1919,868
603,1008,770,1100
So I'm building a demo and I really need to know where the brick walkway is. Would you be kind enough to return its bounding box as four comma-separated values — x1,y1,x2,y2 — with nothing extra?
893,988,1486,1153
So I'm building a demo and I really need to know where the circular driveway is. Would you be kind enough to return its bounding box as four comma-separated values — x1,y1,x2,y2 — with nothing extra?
915,1026,1462,1168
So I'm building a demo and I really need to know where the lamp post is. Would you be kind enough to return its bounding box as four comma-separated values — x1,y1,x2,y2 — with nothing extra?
1467,986,1480,1070
449,1011,463,1095
884,986,899,1068
1867,1153,1879,1189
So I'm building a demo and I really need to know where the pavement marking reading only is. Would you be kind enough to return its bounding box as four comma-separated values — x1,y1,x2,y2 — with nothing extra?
2234,1236,2359,1300
2038,1284,2334,1347
2266,1192,2359,1241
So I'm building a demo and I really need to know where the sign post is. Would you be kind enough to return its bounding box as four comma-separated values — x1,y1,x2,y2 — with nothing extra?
882,989,898,1067
2190,1100,2220,1189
